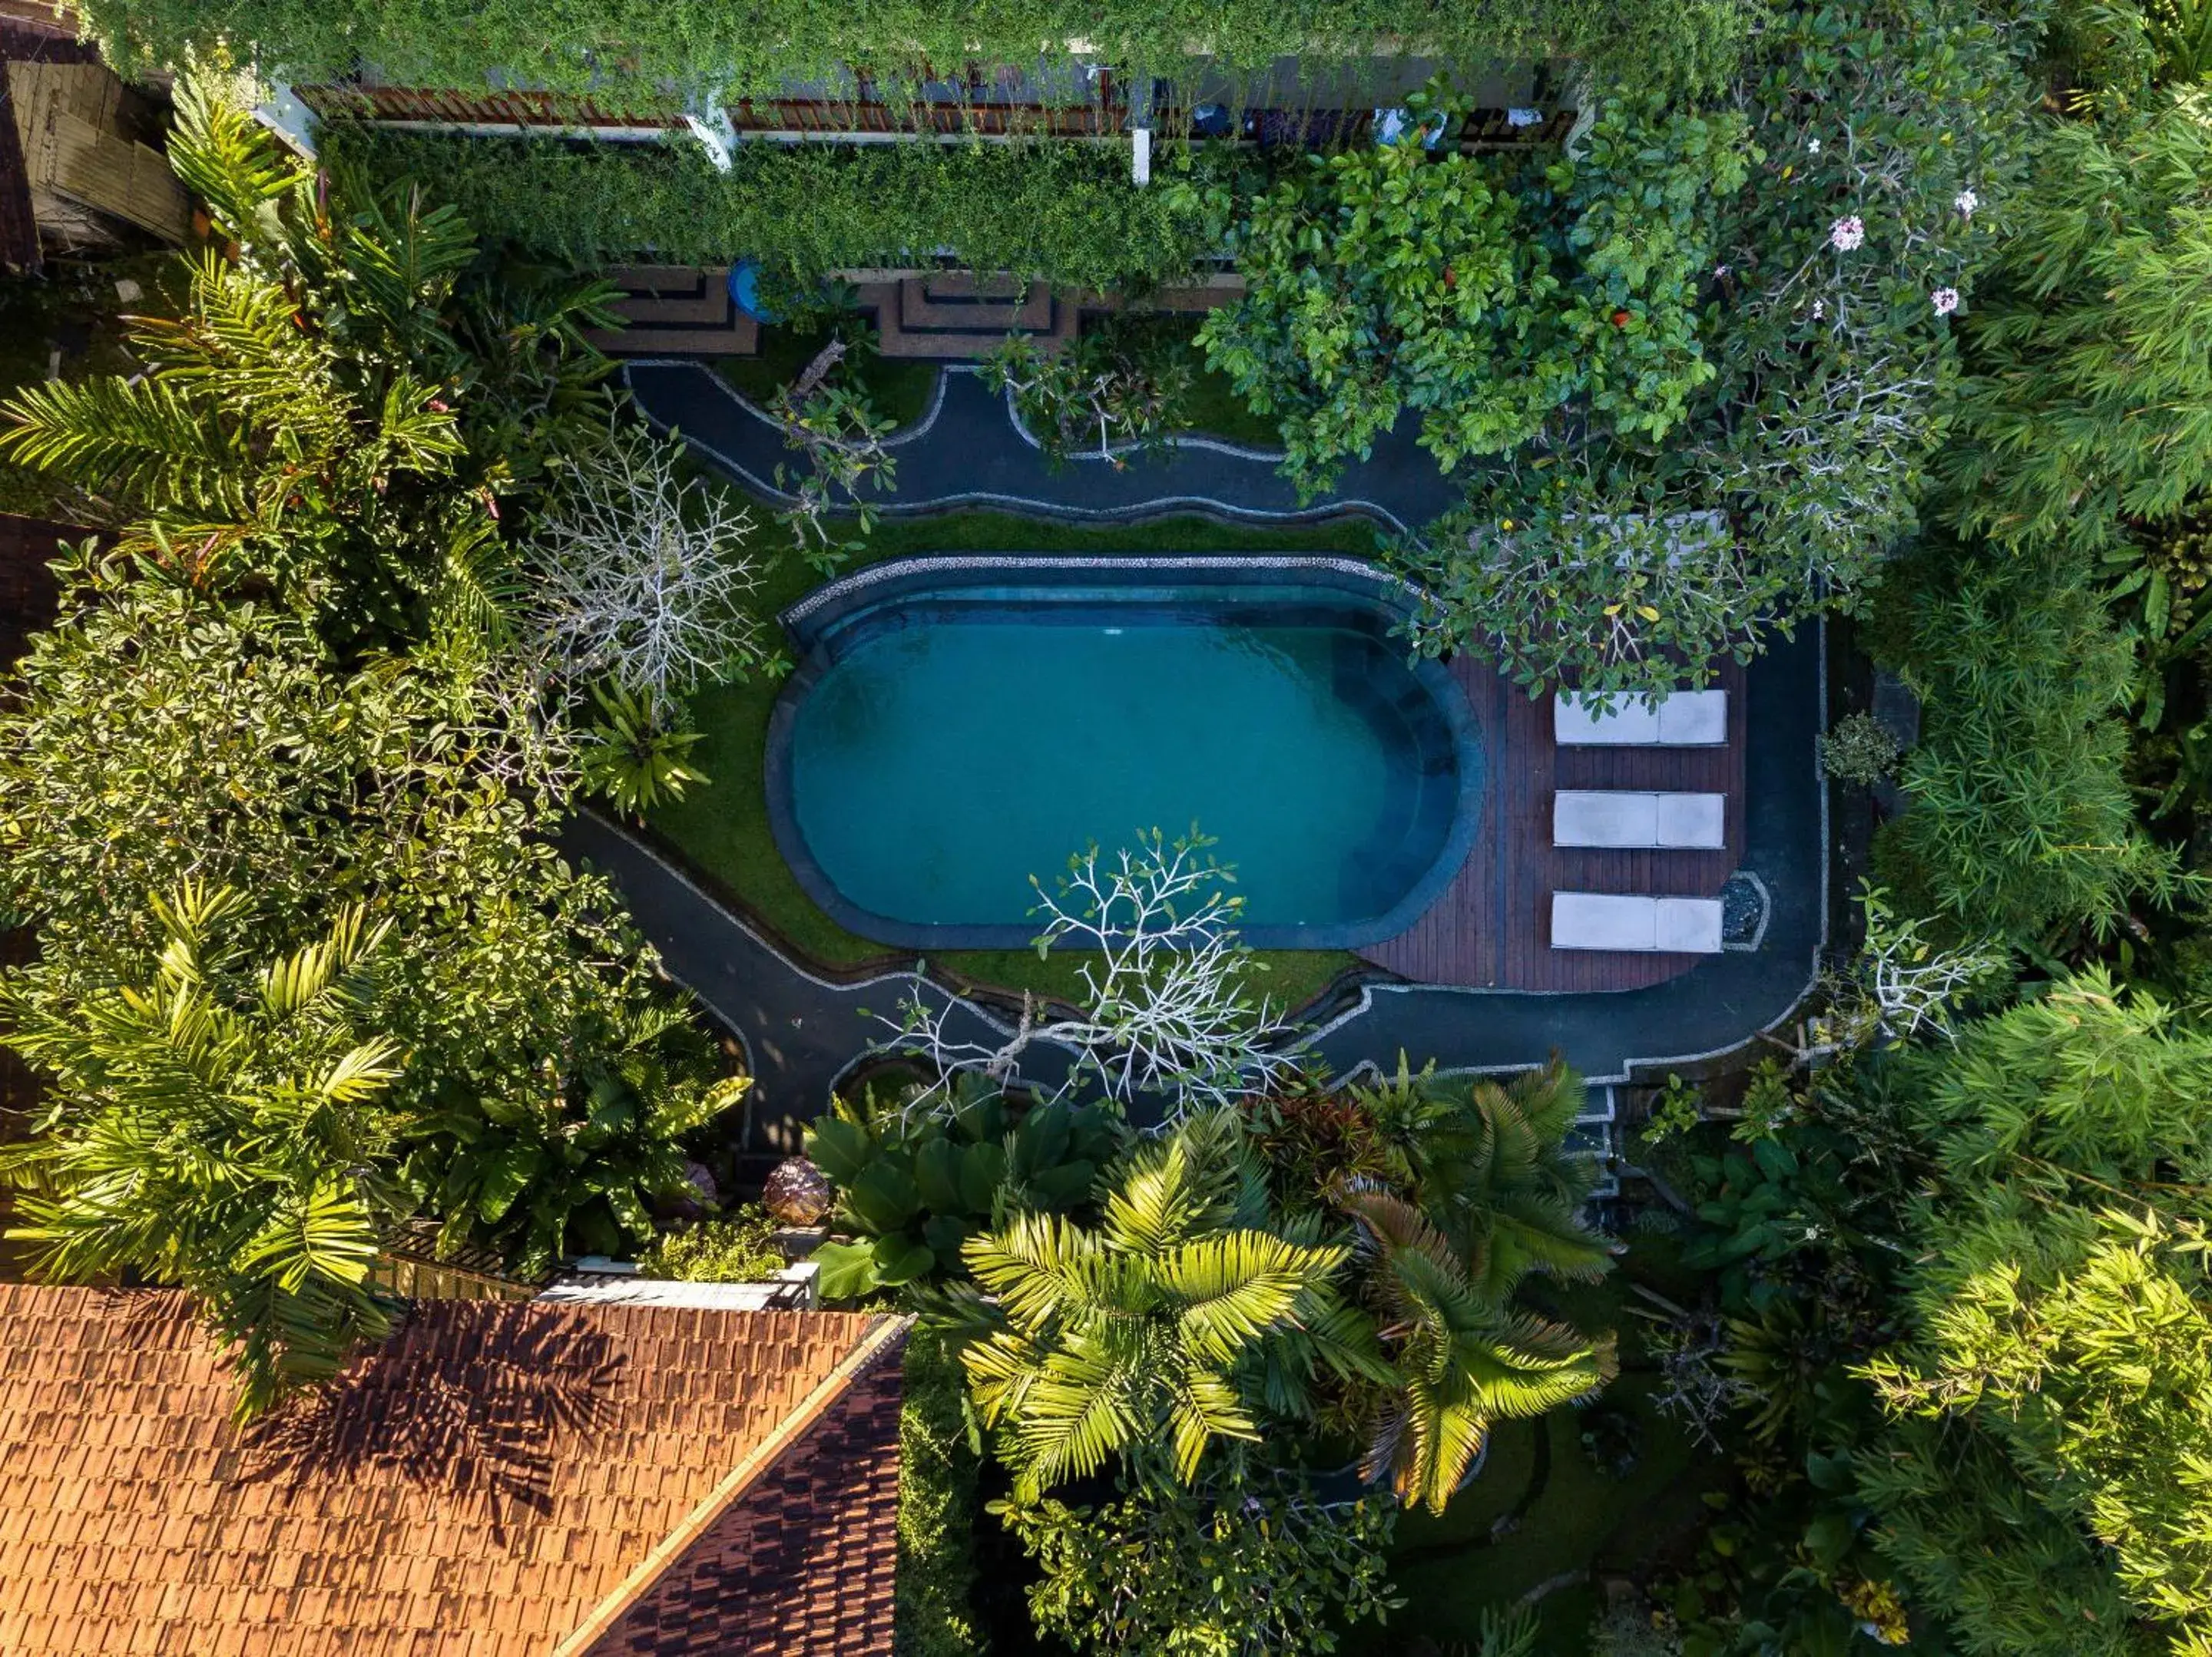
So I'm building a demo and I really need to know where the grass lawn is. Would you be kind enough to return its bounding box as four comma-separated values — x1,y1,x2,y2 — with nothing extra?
711,323,940,428
710,311,1286,450
647,505,1394,1012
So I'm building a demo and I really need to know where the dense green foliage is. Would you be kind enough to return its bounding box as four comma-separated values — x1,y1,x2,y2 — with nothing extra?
955,1110,1374,1500
636,1208,785,1282
998,1469,1401,1657
320,125,1215,289
1190,94,1748,495
1392,0,2029,694
803,1077,1121,1300
79,0,1750,103
1857,974,2212,1657
895,1328,987,1657
1,886,404,1417
0,78,746,1404
1944,90,2212,559
1870,544,2183,943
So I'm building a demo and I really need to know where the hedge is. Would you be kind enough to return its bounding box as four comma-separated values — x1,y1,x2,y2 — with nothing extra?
320,126,1217,289
84,0,1751,101
894,1330,985,1657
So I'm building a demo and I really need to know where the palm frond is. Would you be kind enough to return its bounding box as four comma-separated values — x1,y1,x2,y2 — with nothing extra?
0,372,247,511
167,71,310,248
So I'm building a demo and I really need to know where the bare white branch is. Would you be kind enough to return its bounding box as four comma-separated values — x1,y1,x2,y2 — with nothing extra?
886,828,1296,1114
525,425,772,718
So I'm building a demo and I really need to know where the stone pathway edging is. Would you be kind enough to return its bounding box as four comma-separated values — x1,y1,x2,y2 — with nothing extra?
621,359,1465,532
586,359,1830,1134
567,623,1824,1132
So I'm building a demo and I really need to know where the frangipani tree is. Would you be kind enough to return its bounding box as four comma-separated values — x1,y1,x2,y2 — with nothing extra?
524,422,775,718
891,827,1295,1113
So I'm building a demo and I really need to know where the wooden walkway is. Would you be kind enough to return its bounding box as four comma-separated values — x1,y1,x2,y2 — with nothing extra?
1360,657,1748,992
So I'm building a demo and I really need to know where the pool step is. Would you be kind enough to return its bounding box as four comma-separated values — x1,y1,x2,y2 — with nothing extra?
586,265,762,358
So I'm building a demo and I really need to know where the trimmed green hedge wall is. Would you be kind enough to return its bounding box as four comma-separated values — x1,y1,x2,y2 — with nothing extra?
321,127,1216,287
85,0,1750,100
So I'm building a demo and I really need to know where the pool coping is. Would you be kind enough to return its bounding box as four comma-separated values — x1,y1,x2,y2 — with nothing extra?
760,554,1488,952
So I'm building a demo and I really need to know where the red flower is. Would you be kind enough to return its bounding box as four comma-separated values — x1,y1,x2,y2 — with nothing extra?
1611,309,1631,328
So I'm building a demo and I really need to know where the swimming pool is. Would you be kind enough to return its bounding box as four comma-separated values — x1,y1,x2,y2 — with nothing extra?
763,557,1484,949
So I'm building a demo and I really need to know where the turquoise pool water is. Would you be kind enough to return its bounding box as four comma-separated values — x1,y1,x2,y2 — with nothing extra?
771,572,1480,947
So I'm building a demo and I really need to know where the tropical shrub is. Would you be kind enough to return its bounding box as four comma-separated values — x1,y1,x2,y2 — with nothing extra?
0,567,747,1278
983,316,1196,467
1250,1059,1618,1511
1858,973,2212,1656
1870,543,2184,942
1392,0,2030,696
895,1328,987,1657
0,76,616,632
802,1075,1124,1301
0,884,402,1417
639,1207,785,1281
1187,92,1749,494
579,683,710,815
996,1467,1401,1657
1818,712,1902,786
1943,91,2212,561
320,125,1216,291
0,78,747,1295
952,1110,1379,1500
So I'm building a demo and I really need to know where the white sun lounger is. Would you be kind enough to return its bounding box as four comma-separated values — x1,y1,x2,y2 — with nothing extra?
1550,892,1725,953
1553,690,1728,747
1553,791,1726,850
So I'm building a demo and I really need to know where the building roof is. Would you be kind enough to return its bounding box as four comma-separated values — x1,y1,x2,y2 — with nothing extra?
0,1285,909,1656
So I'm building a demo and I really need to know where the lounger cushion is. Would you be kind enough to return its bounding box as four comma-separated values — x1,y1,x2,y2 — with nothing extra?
1654,897,1725,952
1656,691,1728,746
1553,690,1727,746
1553,695,1659,746
1551,891,1725,953
1554,791,1725,849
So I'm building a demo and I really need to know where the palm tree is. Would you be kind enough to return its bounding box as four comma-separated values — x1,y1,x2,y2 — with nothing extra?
956,1110,1382,1500
0,882,407,1419
1356,1054,1614,1301
1342,1187,1618,1512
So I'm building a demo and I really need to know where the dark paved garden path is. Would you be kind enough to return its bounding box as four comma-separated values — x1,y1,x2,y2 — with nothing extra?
623,360,1465,531
581,364,1831,1139
565,624,1823,1135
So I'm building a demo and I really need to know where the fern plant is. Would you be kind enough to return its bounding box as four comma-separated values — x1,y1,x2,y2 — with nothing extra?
580,681,709,815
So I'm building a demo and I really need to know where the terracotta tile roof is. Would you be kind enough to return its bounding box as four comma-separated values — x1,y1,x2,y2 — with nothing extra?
0,1285,909,1656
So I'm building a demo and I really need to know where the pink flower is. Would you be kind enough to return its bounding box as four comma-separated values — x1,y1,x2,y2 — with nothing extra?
1829,216,1866,252
1931,286,1960,316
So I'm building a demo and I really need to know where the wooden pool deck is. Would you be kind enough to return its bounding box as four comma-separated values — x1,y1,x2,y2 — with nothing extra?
1359,657,1748,993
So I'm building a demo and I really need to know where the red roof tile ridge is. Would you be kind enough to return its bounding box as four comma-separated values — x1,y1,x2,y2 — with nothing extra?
551,1311,912,1657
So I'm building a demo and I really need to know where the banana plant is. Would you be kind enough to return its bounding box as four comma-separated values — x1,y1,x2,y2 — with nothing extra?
803,1073,1124,1301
